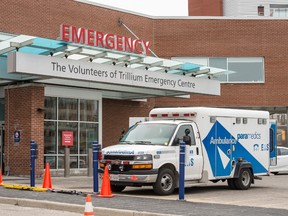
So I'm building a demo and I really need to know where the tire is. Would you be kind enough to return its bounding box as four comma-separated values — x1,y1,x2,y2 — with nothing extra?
153,168,176,195
227,179,237,189
234,168,252,190
111,184,126,193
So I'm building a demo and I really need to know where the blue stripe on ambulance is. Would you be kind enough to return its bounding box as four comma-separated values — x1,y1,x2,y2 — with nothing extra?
203,121,268,177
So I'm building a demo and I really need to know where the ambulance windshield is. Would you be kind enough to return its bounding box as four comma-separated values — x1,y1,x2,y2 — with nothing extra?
120,123,176,146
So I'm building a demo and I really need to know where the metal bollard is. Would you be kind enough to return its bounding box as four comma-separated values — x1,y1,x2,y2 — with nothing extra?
30,140,36,187
179,140,186,201
92,141,100,193
87,148,93,177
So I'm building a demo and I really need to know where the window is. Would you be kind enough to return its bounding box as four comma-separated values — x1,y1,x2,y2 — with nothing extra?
279,148,288,156
44,97,99,170
174,125,195,145
270,4,288,17
236,117,241,124
243,118,248,124
0,98,4,121
172,57,264,83
258,6,264,16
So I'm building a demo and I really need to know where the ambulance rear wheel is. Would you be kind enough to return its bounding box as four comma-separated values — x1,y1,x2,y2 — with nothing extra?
153,168,176,195
235,168,252,190
111,184,126,192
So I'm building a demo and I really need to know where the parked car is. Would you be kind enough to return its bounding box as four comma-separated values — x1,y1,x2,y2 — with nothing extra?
270,146,288,175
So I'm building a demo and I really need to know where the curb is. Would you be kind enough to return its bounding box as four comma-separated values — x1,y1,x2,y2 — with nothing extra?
0,197,177,216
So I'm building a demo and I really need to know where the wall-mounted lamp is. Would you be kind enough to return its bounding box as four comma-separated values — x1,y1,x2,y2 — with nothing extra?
124,63,128,67
37,107,45,113
145,66,148,70
112,61,116,66
182,72,186,76
50,52,53,56
89,58,93,62
64,54,68,58
118,18,123,26
16,47,19,52
165,69,168,73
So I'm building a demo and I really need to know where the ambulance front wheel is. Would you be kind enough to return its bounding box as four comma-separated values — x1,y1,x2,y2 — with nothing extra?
234,168,252,190
153,168,176,195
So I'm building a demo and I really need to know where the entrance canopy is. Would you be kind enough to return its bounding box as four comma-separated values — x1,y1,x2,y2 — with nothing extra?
0,32,224,99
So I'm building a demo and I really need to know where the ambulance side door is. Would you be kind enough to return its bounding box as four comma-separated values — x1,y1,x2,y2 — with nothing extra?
174,123,203,180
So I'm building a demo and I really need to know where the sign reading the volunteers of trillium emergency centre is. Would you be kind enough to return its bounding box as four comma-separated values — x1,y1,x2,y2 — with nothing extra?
7,52,220,96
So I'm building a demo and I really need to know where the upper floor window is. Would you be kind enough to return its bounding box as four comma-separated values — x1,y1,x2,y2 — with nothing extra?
172,57,264,83
258,6,264,16
270,4,288,17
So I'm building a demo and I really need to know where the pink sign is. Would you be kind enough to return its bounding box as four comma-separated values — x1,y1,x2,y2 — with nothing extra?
62,131,73,146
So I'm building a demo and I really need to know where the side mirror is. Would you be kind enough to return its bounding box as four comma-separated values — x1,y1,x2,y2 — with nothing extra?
119,129,125,141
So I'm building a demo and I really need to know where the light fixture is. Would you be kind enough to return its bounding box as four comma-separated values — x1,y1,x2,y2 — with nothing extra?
89,58,93,62
50,52,53,56
165,69,168,73
145,66,148,70
112,61,116,66
16,47,19,52
125,63,128,67
64,54,68,58
182,72,186,76
37,107,45,112
118,18,123,26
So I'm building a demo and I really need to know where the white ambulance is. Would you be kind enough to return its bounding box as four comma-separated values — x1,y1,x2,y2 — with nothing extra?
99,107,275,195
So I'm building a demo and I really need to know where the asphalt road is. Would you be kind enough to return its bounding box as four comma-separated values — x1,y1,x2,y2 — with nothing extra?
122,173,288,210
0,173,288,216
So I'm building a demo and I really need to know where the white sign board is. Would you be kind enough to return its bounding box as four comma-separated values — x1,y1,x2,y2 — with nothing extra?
8,52,220,95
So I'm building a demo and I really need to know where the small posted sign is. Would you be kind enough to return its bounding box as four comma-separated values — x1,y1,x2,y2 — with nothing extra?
14,130,21,143
62,131,73,146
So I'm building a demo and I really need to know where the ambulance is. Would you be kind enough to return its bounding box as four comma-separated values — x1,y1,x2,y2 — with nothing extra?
99,107,276,195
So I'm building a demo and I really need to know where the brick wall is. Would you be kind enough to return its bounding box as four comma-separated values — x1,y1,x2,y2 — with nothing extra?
102,99,155,148
4,84,44,176
152,18,288,108
188,0,223,16
2,1,288,159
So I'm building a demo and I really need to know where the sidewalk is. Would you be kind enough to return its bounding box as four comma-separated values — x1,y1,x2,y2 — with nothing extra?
2,175,96,193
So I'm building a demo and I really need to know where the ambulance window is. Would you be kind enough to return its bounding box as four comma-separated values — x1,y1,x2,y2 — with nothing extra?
243,118,248,124
210,116,216,123
174,125,195,145
236,117,241,124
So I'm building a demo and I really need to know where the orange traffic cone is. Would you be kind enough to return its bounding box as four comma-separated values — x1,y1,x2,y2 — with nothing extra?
84,194,94,216
42,163,53,189
98,166,115,198
0,169,3,186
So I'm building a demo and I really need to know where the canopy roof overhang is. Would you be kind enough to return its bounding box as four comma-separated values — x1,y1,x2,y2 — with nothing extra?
0,32,226,99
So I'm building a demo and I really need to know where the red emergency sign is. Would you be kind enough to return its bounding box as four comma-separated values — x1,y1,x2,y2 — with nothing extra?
62,131,74,146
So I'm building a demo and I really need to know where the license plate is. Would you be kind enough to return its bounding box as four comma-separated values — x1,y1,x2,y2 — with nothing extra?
110,174,119,181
